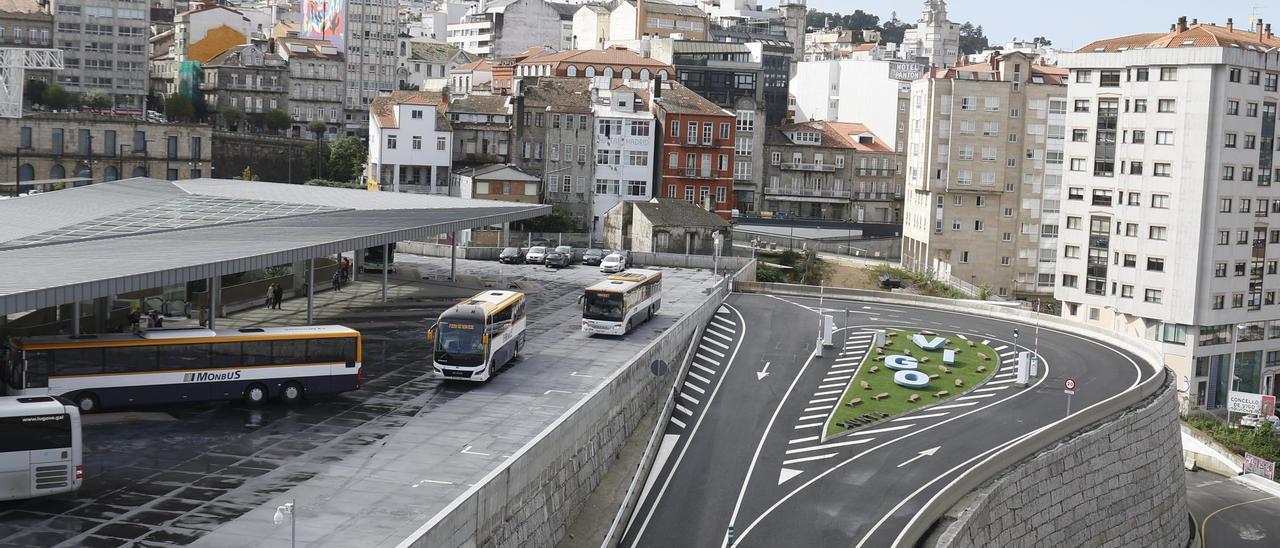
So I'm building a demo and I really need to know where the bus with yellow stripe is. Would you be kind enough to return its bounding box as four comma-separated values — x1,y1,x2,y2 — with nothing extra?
581,269,662,336
3,326,362,413
427,291,527,382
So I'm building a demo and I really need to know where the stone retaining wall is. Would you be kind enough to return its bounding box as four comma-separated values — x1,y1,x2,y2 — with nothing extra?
934,375,1188,548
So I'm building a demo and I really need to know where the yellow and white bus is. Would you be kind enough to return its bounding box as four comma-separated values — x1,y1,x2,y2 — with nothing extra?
3,326,362,413
428,290,527,382
581,269,663,336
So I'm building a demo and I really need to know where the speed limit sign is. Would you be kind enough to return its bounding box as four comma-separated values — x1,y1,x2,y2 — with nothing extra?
1064,377,1077,395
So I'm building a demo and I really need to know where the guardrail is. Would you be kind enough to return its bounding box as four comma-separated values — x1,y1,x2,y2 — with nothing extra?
730,281,1168,548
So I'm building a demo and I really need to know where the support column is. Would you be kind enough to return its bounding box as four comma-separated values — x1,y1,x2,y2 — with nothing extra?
72,300,81,337
381,244,389,303
307,258,315,325
392,163,400,193
93,296,108,334
208,277,219,330
503,222,509,247
450,232,458,281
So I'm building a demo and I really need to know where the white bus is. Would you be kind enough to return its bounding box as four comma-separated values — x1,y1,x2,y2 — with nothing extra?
0,396,82,501
4,326,363,412
427,291,527,382
581,269,663,336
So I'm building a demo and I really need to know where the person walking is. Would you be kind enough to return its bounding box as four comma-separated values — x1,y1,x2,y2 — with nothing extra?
266,283,276,309
272,283,284,309
332,269,342,293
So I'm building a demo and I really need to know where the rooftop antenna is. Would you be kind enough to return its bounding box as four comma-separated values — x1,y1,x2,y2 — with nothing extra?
1250,5,1265,30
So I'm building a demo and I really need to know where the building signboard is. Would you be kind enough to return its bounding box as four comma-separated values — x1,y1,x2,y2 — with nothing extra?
889,61,926,81
1244,452,1275,480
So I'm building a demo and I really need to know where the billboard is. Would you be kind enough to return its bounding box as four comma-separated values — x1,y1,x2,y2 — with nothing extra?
889,61,926,81
302,0,346,52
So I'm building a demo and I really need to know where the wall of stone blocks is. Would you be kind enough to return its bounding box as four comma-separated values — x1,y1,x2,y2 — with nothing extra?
936,376,1188,548
406,279,730,548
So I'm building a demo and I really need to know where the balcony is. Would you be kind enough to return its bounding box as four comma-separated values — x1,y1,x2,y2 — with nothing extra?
852,191,902,201
780,162,836,172
764,185,851,199
856,168,898,177
680,168,729,179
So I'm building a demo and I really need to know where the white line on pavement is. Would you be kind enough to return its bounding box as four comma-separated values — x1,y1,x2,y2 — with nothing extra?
823,375,852,382
788,436,820,445
999,352,1014,358
813,390,843,396
698,344,725,358
994,345,1008,351
794,422,824,430
993,372,1016,379
695,354,720,366
957,333,968,340
679,392,699,405
818,383,845,389
782,453,838,465
711,317,736,329
999,366,1015,372
786,439,872,455
985,378,1016,385
890,412,950,422
956,393,996,401
687,371,711,384
974,386,1010,393
685,383,705,394
929,401,980,410
693,363,716,375
671,417,686,428
808,397,839,404
705,329,733,343
704,337,730,350
981,339,990,345
827,367,858,374
798,414,827,421
834,356,862,363
803,405,834,413
675,404,693,416
848,424,913,436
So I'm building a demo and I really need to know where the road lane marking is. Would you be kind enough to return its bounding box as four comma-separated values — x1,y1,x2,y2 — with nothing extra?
705,329,733,343
782,453,838,465
993,372,1016,379
994,345,1008,351
999,352,1014,358
698,344,725,357
890,412,949,422
711,317,735,329
847,424,913,436
803,405,833,413
999,366,1015,372
685,383,705,394
956,393,996,401
957,333,968,340
670,417,686,428
981,339,990,345
974,386,1010,393
716,307,730,315
675,404,692,416
786,439,873,455
789,436,820,445
985,378,1016,385
798,414,827,421
813,390,843,396
818,383,845,389
693,363,716,375
929,401,980,410
695,354,720,365
823,375,852,382
704,337,730,350
688,371,711,384
827,367,858,374
794,422,824,430
461,445,490,456
778,468,804,485
679,392,699,404
808,397,839,404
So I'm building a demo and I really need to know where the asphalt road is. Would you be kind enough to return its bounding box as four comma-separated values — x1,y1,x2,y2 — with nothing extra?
1187,469,1280,548
622,292,1156,548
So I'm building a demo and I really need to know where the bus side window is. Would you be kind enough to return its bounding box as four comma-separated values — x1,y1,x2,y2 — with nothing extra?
24,350,51,388
273,340,308,365
242,341,273,366
104,346,157,373
56,348,103,376
158,344,210,371
343,337,358,367
210,343,241,368
307,338,348,364
513,299,525,321
491,304,513,333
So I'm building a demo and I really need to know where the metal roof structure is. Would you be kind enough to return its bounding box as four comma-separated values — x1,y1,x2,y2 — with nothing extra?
0,178,549,315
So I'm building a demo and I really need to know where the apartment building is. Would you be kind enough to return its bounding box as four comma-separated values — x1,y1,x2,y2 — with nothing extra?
54,0,150,110
345,0,398,135
4,113,212,183
367,90,452,193
590,80,656,244
652,81,736,218
763,121,901,222
0,0,53,83
201,44,288,131
448,94,512,166
1053,18,1280,407
276,37,344,138
513,77,594,224
901,52,1067,300
790,56,923,152
571,0,709,45
514,46,673,81
446,0,563,57
898,0,960,68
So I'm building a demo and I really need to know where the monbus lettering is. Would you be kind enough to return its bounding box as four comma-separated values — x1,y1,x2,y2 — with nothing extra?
182,371,243,382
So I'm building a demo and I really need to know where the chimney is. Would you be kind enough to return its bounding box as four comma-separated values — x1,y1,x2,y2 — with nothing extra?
1259,18,1265,41
1227,18,1233,32
1176,16,1188,32
1267,23,1273,38
1191,18,1198,26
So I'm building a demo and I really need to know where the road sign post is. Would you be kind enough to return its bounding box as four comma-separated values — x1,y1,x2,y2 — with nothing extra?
1064,377,1077,415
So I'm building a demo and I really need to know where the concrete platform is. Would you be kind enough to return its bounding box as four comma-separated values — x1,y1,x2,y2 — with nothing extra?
189,255,720,547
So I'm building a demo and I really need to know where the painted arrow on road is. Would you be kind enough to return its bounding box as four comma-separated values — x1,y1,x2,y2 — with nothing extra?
756,361,772,380
896,446,940,468
778,467,803,485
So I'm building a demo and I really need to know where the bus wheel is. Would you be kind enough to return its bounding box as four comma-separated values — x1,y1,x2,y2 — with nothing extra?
626,319,634,334
243,384,268,406
281,382,305,404
75,393,100,414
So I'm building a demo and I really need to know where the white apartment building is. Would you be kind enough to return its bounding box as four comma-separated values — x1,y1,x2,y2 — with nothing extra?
345,0,399,135
54,0,150,110
590,80,656,243
898,0,960,68
1054,18,1280,408
790,57,922,151
901,51,1067,300
367,91,453,194
446,0,563,57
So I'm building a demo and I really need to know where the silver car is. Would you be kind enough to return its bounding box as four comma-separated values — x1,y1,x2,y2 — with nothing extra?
599,253,625,273
525,246,548,263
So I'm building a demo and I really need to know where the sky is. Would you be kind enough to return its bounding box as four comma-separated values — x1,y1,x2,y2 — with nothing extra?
804,0,1272,51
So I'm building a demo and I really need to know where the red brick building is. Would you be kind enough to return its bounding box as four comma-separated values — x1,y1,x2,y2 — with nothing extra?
651,81,736,219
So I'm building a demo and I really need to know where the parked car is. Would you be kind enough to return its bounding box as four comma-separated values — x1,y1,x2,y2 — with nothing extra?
525,246,548,263
554,245,574,262
600,253,626,273
498,247,525,264
879,274,903,289
544,251,571,269
582,248,609,266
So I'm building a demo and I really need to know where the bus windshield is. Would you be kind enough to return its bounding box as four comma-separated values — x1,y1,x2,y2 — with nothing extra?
584,291,624,322
434,320,486,366
0,413,72,453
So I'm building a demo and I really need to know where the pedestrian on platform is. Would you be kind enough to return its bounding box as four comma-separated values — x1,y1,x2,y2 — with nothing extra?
332,270,342,292
272,283,284,309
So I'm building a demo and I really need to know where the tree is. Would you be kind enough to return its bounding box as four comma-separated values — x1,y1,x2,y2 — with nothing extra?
42,84,70,110
81,90,113,109
1032,36,1053,47
164,94,196,122
222,107,243,131
264,108,291,134
958,22,990,56
24,79,47,105
326,137,367,182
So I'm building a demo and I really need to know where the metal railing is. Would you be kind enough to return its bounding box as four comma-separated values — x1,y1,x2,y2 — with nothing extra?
681,168,728,179
763,185,851,198
780,162,836,172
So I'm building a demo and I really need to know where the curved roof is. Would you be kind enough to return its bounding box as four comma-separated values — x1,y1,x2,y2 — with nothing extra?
0,179,548,315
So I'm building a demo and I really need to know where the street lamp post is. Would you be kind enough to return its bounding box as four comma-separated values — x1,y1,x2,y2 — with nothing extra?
13,145,26,197
118,144,130,180
1226,324,1243,424
273,499,296,548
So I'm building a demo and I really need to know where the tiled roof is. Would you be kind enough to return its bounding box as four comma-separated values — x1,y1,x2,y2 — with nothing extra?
654,82,731,117
545,1,581,18
633,198,729,228
0,0,49,15
276,37,344,61
370,90,447,129
455,58,493,72
410,42,460,63
1079,23,1280,52
770,121,894,153
520,77,594,113
625,0,706,18
520,46,673,69
449,94,510,114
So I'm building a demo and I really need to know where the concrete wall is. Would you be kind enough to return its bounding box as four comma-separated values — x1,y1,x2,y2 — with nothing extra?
398,269,744,548
933,375,1187,548
212,131,316,184
747,233,902,260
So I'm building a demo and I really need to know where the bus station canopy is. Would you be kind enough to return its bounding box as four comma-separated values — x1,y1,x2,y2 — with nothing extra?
0,178,549,315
